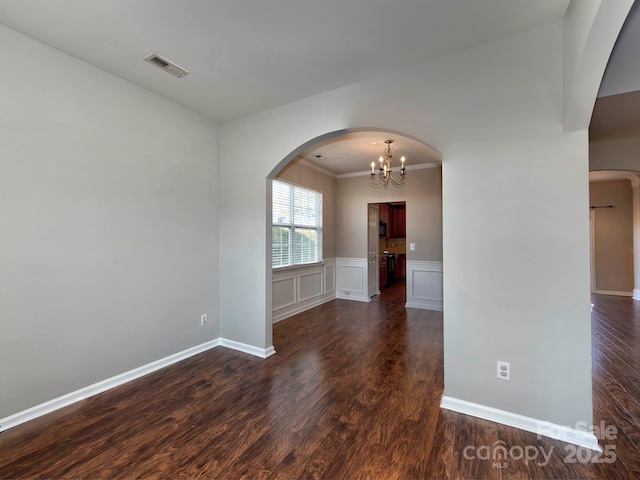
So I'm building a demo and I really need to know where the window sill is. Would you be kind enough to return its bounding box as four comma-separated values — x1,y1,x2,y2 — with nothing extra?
272,261,324,273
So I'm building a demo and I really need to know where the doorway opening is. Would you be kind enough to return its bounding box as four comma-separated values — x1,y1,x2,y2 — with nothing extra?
368,202,406,300
588,171,635,297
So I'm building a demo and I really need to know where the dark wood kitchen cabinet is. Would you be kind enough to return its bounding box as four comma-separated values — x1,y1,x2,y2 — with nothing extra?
379,203,390,237
390,204,406,238
379,256,387,288
397,254,406,280
379,203,406,239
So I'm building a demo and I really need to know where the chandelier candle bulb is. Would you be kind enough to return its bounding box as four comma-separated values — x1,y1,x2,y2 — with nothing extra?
369,139,407,188
371,162,375,174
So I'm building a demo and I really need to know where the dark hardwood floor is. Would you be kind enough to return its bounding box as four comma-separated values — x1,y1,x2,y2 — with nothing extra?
1,286,639,479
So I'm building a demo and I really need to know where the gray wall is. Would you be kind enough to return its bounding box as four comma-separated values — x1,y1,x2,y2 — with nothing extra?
219,22,594,428
336,168,442,261
1,8,607,434
276,160,337,259
590,180,634,293
0,25,220,418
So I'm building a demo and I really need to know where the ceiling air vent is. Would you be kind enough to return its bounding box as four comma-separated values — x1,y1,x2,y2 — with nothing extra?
144,53,189,78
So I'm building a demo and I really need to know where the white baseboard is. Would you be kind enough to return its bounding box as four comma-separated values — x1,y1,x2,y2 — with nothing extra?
272,295,335,323
0,337,278,433
594,290,632,297
440,396,601,451
405,299,443,311
633,289,640,300
335,293,370,302
219,338,276,358
0,339,221,433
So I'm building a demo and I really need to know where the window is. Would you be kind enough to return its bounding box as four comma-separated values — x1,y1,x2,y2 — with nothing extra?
272,179,323,268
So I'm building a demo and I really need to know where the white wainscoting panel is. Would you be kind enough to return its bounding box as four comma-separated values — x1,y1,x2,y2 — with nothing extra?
272,276,296,311
336,257,369,302
405,260,443,311
299,271,323,302
325,264,335,294
272,258,336,323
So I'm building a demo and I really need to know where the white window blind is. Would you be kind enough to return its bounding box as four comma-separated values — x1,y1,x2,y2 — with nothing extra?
272,180,323,268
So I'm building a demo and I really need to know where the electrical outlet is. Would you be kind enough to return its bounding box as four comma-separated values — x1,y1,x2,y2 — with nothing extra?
497,361,510,381
200,314,208,327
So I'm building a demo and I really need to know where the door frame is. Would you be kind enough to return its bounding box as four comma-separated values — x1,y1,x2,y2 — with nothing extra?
367,203,379,298
589,209,596,293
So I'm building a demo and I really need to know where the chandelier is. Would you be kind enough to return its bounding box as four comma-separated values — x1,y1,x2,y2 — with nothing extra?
369,139,406,187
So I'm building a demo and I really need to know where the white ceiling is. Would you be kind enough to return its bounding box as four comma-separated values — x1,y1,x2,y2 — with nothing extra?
296,131,442,176
598,0,640,98
0,0,569,123
3,1,639,174
590,3,640,144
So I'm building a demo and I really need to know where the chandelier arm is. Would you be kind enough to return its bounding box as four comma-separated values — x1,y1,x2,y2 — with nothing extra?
369,174,386,187
368,139,406,188
389,173,405,186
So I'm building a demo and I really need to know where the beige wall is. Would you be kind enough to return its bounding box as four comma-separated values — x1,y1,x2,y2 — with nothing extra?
590,137,640,172
275,162,441,262
336,167,442,261
590,180,634,293
276,160,337,259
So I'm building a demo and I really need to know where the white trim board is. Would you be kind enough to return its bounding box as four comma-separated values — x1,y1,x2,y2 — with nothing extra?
405,299,443,310
0,337,276,433
336,162,439,179
273,295,335,323
335,293,371,303
440,396,601,451
594,290,632,297
0,339,220,433
295,158,337,178
219,339,276,359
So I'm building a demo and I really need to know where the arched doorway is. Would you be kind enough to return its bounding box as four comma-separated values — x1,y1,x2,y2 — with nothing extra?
266,129,442,347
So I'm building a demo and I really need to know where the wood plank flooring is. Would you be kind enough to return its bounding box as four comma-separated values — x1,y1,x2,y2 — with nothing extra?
0,286,639,478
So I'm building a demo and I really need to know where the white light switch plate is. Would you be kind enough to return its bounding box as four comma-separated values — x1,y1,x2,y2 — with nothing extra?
410,243,416,251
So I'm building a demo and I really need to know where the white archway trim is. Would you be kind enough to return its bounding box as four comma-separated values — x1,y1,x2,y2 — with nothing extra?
563,0,634,132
